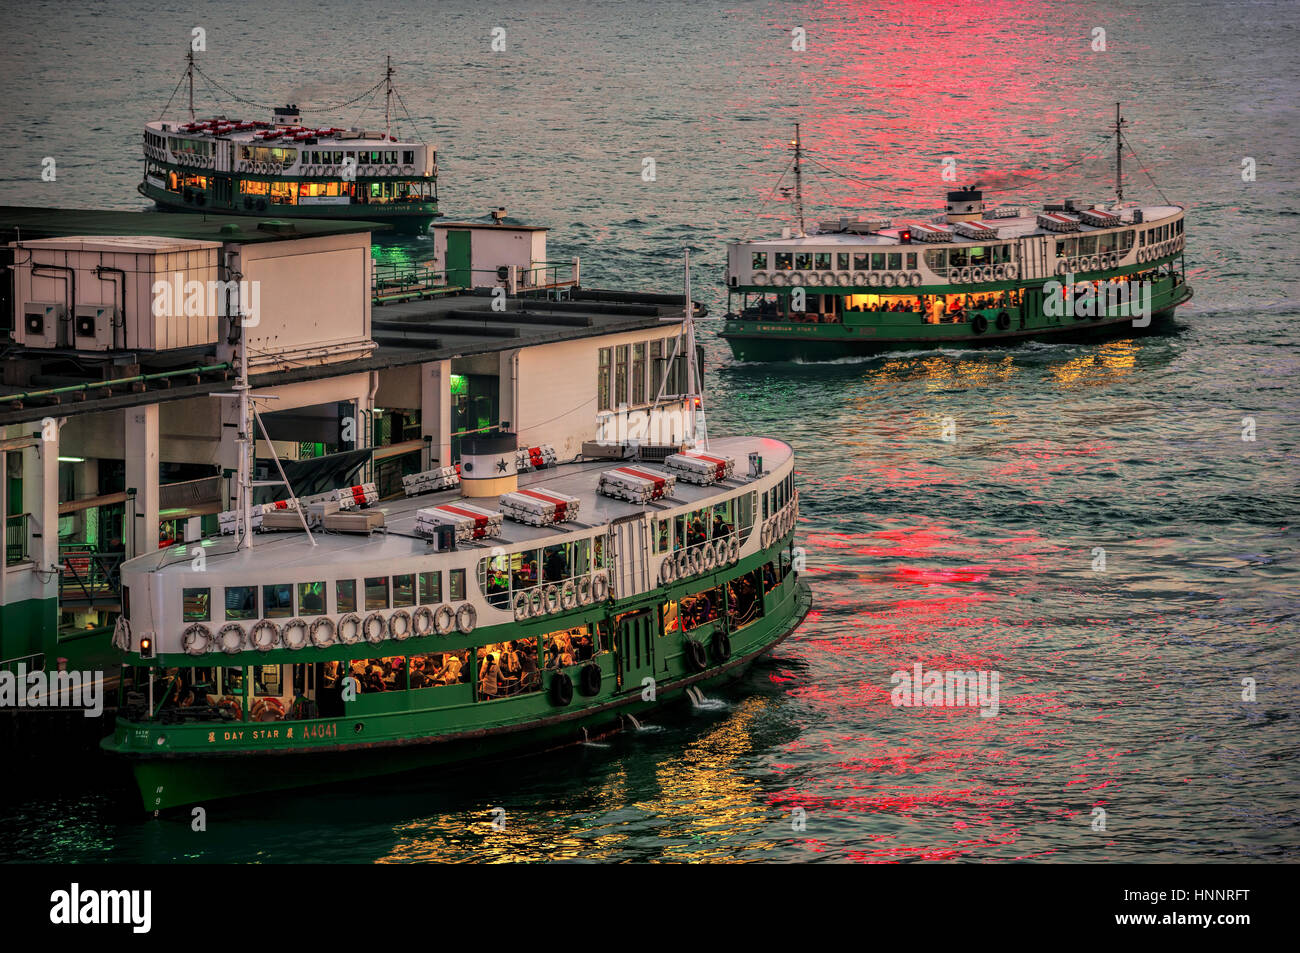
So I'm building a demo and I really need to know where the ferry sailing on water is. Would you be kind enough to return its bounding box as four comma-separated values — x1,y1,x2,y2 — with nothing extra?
140,52,438,233
103,262,812,812
722,108,1193,361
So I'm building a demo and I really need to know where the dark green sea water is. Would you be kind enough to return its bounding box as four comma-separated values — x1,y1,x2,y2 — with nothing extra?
0,0,1296,862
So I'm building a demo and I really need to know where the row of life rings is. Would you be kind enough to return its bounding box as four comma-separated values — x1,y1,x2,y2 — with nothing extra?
1137,237,1182,263
759,501,798,549
659,536,741,585
178,154,213,168
182,604,478,656
512,572,610,621
757,270,926,289
951,263,1020,284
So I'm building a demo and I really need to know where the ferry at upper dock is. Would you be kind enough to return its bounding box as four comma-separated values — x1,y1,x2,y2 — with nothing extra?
139,55,438,233
721,112,1192,361
101,272,812,812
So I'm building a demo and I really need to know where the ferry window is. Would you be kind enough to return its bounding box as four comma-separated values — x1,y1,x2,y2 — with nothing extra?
1098,233,1116,253
906,252,917,270
837,253,851,270
924,249,946,275
813,253,831,270
1056,239,1068,258
450,568,466,601
632,343,647,404
712,499,735,538
774,253,793,270
870,252,885,270
763,561,780,594
542,625,594,669
887,253,902,270
662,598,680,634
225,586,258,621
738,491,755,541
253,665,282,697
853,253,870,270
572,538,591,576
297,582,326,617
419,571,442,604
684,509,709,545
650,340,665,397
478,638,543,699
1120,230,1135,252
410,650,469,688
597,348,611,411
393,573,416,608
1080,235,1097,255
264,584,293,619
403,150,414,164
615,345,629,406
655,519,671,553
336,579,357,614
183,588,211,622
794,253,813,270
482,556,510,606
542,544,569,582
348,657,405,693
727,570,764,630
681,586,723,630
512,550,540,589
593,536,606,568
364,576,390,610
752,252,768,270
123,586,131,621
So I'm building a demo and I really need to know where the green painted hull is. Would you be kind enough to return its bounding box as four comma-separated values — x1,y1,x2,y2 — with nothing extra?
107,572,812,813
722,269,1192,363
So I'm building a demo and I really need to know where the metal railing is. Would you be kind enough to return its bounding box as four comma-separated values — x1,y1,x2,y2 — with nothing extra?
371,261,579,304
58,547,124,604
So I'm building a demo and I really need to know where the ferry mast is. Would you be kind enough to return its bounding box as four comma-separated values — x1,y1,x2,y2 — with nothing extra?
792,123,806,236
1114,102,1126,204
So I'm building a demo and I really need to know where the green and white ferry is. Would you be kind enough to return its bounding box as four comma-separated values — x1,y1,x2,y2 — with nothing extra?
103,314,811,812
139,55,438,233
722,115,1193,361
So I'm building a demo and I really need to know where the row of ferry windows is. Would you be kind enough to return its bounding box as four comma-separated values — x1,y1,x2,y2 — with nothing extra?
1138,219,1182,246
753,251,919,272
234,146,417,166
1054,230,1137,258
762,471,796,520
181,570,468,623
597,336,688,412
480,539,609,606
651,497,749,554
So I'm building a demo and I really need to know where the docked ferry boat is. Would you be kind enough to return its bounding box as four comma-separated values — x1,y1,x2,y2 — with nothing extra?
102,316,810,812
139,55,438,233
722,117,1192,361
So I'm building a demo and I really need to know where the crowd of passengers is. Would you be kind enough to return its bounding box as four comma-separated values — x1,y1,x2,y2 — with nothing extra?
476,630,595,699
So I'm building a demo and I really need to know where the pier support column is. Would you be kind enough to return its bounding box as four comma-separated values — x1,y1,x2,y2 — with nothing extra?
125,405,160,557
421,360,452,465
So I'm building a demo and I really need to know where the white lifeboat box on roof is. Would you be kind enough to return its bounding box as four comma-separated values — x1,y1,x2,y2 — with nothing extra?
218,499,298,535
403,464,461,497
302,483,377,511
664,449,736,486
597,465,677,503
414,502,504,542
516,444,558,472
499,487,581,527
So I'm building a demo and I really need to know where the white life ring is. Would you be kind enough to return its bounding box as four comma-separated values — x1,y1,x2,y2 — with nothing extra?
660,557,676,585
561,579,578,610
676,549,691,578
789,271,805,286
412,606,435,637
363,612,386,644
217,622,246,654
852,271,869,286
456,603,477,634
714,538,729,566
994,264,1006,280
821,271,836,287
512,591,530,621
337,613,362,645
960,267,973,283
753,272,770,286
703,543,717,571
689,547,705,576
183,623,212,656
867,272,881,287
310,616,337,648
388,609,412,641
1005,263,1019,280
544,584,562,614
1055,261,1068,276
909,271,923,287
760,522,771,549
591,573,609,602
527,588,545,617
577,575,593,605
729,537,741,564
283,618,310,650
251,619,281,652
1090,255,1101,271
434,604,457,635
836,272,852,285
771,273,788,287
882,272,898,288
403,165,414,175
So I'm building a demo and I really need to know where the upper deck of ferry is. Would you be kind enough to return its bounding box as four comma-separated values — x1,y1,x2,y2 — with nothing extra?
127,434,793,582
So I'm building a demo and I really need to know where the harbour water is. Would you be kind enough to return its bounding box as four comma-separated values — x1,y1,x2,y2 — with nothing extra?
0,0,1297,861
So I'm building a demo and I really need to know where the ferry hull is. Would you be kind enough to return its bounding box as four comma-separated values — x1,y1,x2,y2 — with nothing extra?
112,578,812,813
139,181,437,235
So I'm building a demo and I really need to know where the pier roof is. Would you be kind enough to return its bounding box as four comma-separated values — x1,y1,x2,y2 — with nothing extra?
0,205,389,245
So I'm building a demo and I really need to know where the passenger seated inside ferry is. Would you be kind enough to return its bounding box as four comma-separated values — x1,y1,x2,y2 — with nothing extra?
542,627,593,669
477,639,542,699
